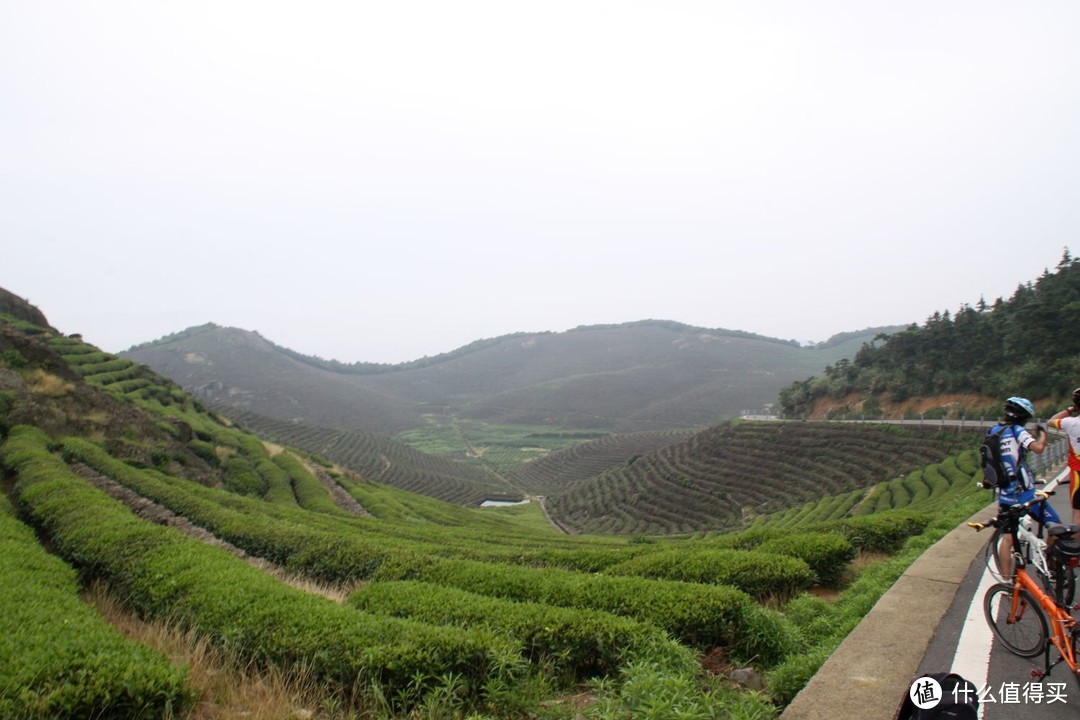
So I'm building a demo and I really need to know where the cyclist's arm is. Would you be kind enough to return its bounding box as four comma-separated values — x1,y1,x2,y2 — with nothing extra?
1023,427,1047,453
1049,409,1080,432
1051,408,1075,424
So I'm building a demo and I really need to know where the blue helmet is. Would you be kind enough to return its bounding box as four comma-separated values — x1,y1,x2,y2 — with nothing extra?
1005,396,1035,421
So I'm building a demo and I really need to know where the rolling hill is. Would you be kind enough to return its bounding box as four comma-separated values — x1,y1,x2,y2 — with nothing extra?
540,420,981,535
123,320,897,436
0,285,1007,717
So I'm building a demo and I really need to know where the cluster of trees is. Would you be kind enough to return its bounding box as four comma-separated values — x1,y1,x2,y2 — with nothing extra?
780,251,1080,416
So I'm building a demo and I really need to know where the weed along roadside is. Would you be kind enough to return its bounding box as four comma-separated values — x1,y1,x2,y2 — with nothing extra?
778,495,1010,720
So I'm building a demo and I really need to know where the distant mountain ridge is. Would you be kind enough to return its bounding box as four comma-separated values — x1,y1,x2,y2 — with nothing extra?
123,320,899,435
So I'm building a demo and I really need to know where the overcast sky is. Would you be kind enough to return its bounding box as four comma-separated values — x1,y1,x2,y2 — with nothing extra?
3,1,1078,363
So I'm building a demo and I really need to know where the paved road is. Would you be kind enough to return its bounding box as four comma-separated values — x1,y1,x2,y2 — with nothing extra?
919,474,1080,718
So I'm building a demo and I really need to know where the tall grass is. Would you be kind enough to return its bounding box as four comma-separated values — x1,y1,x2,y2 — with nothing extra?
87,582,341,720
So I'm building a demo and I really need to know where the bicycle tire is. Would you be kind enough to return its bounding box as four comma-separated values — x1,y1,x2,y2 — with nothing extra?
983,582,1048,658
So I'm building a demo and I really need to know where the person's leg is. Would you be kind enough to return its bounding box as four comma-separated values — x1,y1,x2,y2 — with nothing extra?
1034,501,1061,554
1070,468,1080,526
996,504,1017,580
998,531,1015,580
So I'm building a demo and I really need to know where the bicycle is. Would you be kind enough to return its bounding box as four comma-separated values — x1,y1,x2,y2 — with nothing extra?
969,492,1080,687
979,485,1076,606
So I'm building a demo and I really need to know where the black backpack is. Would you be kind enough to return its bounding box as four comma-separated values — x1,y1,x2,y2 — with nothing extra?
980,424,1016,490
899,672,979,720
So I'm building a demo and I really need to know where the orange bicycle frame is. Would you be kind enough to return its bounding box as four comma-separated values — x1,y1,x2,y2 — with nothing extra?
1013,565,1078,676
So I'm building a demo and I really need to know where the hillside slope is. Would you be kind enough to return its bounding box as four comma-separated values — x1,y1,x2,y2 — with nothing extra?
778,253,1080,418
223,406,523,506
544,420,981,535
0,289,1000,717
124,321,895,435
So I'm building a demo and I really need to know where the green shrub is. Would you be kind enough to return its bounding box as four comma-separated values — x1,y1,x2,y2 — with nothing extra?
766,644,833,706
187,439,220,467
222,456,266,496
0,490,190,719
58,437,442,582
1,349,28,368
1,426,521,713
257,457,296,506
756,532,855,588
871,489,894,514
889,484,911,508
348,580,672,681
75,357,133,377
701,527,781,550
273,451,345,515
374,555,788,664
811,510,933,553
60,351,112,367
606,548,815,600
769,489,990,707
587,648,779,720
955,451,978,476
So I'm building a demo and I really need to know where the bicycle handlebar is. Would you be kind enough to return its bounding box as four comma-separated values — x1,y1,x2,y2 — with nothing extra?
968,490,1054,531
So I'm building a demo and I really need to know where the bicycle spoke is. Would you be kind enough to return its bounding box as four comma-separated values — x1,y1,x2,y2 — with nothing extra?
983,582,1048,658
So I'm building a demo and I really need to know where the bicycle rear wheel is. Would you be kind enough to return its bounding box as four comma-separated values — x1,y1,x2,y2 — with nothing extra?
983,582,1048,658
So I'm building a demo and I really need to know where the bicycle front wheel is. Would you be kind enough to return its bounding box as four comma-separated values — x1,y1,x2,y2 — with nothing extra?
984,582,1048,658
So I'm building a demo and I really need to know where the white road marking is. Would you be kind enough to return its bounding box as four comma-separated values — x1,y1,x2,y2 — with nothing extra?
950,560,996,719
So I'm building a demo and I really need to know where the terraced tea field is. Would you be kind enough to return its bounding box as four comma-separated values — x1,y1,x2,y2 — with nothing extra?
544,420,981,534
0,321,999,718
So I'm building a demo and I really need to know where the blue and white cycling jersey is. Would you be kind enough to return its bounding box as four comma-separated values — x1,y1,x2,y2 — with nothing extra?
994,422,1061,524
994,423,1036,505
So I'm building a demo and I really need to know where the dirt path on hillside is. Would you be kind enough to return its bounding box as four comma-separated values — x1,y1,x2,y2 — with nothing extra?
70,462,349,602
532,494,575,535
304,459,374,517
264,441,373,518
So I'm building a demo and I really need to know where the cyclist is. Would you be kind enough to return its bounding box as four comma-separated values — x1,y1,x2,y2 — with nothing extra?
991,396,1057,579
1048,386,1080,525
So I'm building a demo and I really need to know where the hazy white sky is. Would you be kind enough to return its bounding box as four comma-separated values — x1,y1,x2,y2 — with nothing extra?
3,1,1078,363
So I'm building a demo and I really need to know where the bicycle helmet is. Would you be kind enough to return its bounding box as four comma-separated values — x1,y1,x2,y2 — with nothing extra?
1004,396,1035,422
1072,387,1080,407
